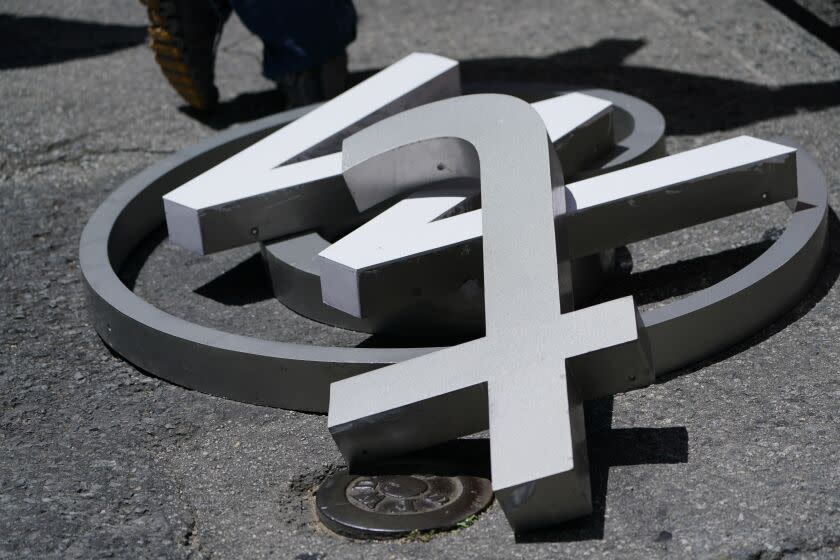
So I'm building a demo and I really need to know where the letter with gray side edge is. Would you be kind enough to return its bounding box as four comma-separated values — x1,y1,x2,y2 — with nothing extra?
163,52,461,254
327,95,652,532
318,91,615,317
319,136,796,320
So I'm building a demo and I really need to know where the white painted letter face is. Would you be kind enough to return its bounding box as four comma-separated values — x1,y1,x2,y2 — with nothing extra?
162,54,795,334
163,52,461,254
326,94,652,532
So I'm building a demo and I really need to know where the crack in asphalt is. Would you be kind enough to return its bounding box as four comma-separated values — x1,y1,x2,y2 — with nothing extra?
2,146,177,177
173,479,213,560
746,535,840,559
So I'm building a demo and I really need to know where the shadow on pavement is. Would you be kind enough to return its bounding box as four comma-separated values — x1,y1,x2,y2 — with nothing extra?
118,225,166,291
0,14,147,70
193,252,275,306
654,210,840,385
516,397,688,543
179,88,289,130
456,39,840,136
189,38,840,134
763,0,840,54
618,239,774,307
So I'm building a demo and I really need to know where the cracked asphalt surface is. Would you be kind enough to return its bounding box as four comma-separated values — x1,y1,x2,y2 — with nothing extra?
2,0,840,558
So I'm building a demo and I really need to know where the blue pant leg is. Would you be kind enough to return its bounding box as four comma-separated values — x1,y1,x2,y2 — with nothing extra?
229,0,357,79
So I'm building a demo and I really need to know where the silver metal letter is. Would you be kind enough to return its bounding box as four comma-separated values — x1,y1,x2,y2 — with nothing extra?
163,52,460,254
327,94,652,532
320,136,796,319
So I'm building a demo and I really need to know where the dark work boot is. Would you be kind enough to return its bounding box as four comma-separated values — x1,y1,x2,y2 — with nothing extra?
140,0,230,111
278,51,349,108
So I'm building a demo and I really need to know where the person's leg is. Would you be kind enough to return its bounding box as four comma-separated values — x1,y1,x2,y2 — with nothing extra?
229,0,356,77
230,0,357,104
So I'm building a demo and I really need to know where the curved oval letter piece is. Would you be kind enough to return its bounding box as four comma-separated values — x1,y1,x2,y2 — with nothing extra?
327,94,652,532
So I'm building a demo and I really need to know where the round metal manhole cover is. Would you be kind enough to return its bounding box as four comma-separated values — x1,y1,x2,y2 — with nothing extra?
316,471,493,538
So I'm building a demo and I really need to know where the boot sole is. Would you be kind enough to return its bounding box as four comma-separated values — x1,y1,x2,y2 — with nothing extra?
141,0,219,111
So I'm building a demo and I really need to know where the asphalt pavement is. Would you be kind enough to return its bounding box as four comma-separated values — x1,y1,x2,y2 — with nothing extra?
2,0,840,558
